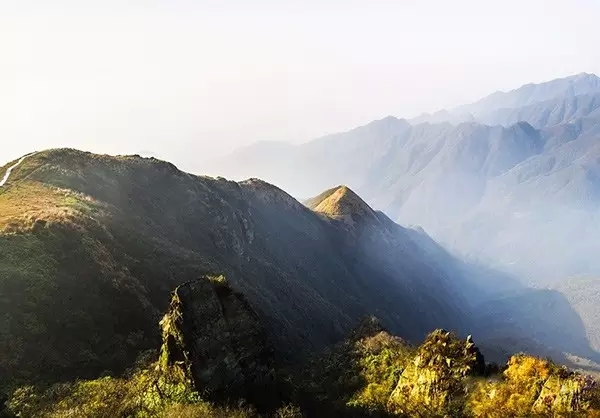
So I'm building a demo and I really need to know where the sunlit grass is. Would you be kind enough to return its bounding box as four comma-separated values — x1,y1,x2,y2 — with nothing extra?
0,181,100,233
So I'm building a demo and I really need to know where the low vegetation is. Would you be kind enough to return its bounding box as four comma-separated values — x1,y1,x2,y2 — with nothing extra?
4,324,600,417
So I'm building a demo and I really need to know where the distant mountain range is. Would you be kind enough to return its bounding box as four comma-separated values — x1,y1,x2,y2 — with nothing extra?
413,72,600,125
205,73,600,283
200,73,600,368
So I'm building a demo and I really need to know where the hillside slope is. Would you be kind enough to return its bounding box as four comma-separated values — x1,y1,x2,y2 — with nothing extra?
0,148,475,392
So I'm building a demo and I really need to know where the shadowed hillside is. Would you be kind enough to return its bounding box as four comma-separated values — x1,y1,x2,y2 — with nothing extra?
0,148,474,393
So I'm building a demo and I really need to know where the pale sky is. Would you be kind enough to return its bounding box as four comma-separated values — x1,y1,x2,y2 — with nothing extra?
2,0,599,170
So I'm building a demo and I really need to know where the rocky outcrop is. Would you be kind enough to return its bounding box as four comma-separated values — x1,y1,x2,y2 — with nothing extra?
501,354,598,415
159,276,276,405
532,374,586,413
388,330,485,415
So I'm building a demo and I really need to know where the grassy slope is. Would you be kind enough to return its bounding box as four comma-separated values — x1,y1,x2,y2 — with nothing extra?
303,186,341,210
0,151,209,390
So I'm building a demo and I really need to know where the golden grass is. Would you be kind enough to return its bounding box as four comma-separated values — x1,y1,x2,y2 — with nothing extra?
0,181,100,233
304,186,341,210
313,185,375,220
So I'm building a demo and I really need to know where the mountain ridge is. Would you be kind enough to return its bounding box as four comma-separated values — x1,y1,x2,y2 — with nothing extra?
3,147,600,417
0,148,476,393
309,185,381,226
409,73,600,126
455,72,600,119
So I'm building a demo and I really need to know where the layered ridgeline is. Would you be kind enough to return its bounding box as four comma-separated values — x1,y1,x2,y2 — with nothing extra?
205,73,600,282
413,72,600,126
205,73,600,357
2,149,600,417
7,284,600,417
0,148,479,395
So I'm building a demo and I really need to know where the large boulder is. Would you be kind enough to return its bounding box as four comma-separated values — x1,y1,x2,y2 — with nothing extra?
158,276,277,406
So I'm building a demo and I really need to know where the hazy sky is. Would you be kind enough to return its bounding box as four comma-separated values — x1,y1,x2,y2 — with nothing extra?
2,0,600,170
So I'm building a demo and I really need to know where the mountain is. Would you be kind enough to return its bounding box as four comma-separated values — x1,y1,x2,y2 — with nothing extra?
204,74,600,374
204,112,600,282
0,148,479,393
306,185,383,225
410,108,475,125
206,73,600,283
207,115,413,200
476,92,600,128
456,72,600,119
410,72,600,126
3,148,600,417
556,278,600,353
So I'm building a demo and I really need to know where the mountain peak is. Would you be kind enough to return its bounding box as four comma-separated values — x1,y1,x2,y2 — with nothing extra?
368,115,409,130
379,115,401,123
573,71,599,80
309,185,379,225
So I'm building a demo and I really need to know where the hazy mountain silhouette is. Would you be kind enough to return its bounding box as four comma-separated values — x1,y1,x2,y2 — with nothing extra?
412,72,600,125
205,74,600,367
207,73,600,282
